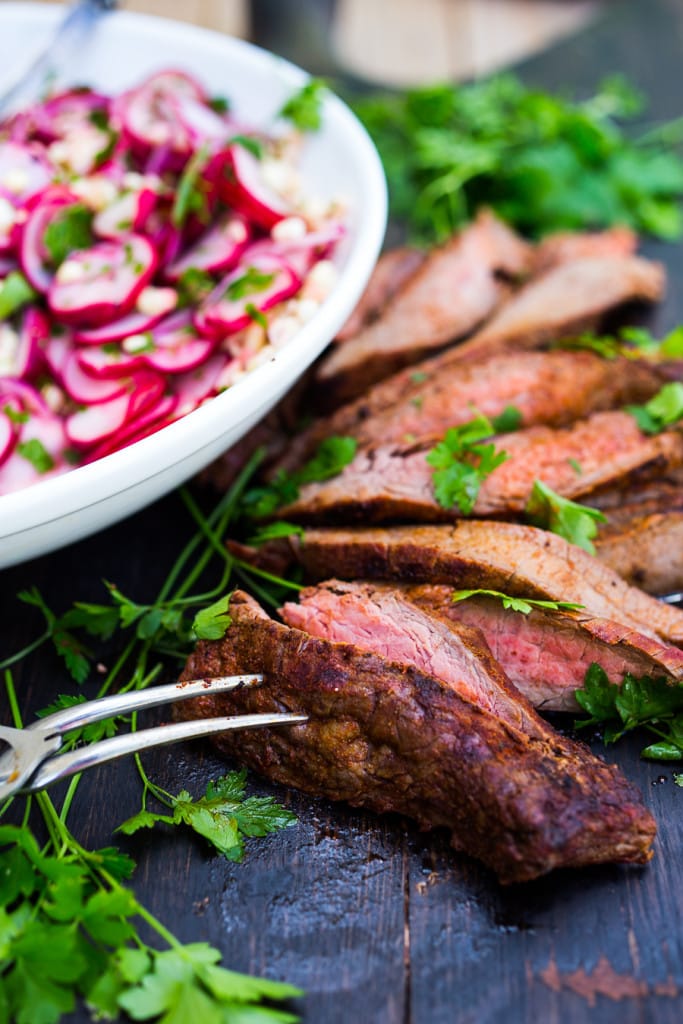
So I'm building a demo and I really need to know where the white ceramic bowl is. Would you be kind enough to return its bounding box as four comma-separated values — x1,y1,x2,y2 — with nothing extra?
0,3,387,568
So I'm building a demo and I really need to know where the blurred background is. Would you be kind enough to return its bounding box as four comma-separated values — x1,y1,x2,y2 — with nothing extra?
27,0,601,84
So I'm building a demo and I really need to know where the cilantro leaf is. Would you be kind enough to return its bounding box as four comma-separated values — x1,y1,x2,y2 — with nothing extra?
279,78,326,132
43,204,93,266
16,438,54,474
242,436,358,518
191,594,232,641
247,521,305,546
626,381,683,434
426,414,508,513
451,588,583,614
225,266,276,301
0,271,37,320
177,267,215,307
526,479,606,554
491,405,523,433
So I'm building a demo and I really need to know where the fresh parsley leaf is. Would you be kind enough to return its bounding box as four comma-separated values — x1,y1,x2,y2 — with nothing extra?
229,133,264,159
246,301,269,329
225,266,276,301
526,479,606,554
0,271,37,320
191,594,232,641
3,403,29,424
242,436,358,518
177,267,215,307
279,78,326,132
626,381,683,434
557,332,624,360
451,588,583,614
352,73,683,242
43,204,93,266
247,521,305,547
18,586,92,682
426,414,508,514
118,770,296,861
16,438,54,473
208,95,230,114
491,405,523,433
658,324,683,358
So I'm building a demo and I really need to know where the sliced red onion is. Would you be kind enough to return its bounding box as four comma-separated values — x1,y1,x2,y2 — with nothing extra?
165,212,250,281
195,254,301,337
47,234,157,326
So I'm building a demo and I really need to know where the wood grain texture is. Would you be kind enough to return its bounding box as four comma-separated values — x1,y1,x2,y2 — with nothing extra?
3,1,683,1021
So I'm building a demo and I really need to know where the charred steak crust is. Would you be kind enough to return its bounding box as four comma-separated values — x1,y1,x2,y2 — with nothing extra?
180,592,655,885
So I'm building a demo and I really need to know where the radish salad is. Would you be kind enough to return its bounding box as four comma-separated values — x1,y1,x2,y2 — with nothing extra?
0,70,346,494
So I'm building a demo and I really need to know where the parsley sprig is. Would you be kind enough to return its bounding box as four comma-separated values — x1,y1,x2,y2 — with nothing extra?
451,588,583,615
352,74,683,243
242,436,358,519
426,414,508,514
0,453,305,1024
626,381,683,434
575,662,683,760
526,479,607,554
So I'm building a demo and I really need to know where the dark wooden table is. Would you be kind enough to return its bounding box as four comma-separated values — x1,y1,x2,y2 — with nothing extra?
3,1,683,1020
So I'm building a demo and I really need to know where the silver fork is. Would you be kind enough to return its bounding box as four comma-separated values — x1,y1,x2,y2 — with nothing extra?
0,0,118,117
0,674,306,798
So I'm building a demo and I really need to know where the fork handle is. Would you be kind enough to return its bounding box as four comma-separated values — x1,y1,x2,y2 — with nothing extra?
0,0,116,116
24,712,307,793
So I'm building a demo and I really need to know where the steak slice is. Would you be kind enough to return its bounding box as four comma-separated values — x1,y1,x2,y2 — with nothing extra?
276,349,683,475
281,412,683,524
405,585,683,711
335,246,426,341
314,210,531,404
180,590,655,883
295,521,683,646
596,507,683,595
532,226,637,274
450,254,665,364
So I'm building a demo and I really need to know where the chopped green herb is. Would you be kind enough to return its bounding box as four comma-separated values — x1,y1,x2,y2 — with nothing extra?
177,266,215,306
557,332,625,360
658,324,683,358
410,371,429,384
209,95,230,114
0,271,37,319
279,78,326,132
426,414,508,514
88,108,109,130
171,142,211,228
410,395,424,410
16,438,54,474
226,266,276,301
568,458,583,474
245,301,269,330
352,74,683,243
491,405,523,433
230,133,264,159
451,587,584,615
248,521,305,546
526,479,606,554
43,204,94,265
190,594,232,641
2,403,29,424
243,436,358,518
626,381,683,434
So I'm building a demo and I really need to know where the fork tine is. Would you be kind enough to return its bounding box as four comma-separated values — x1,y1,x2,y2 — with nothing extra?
31,676,263,736
24,711,308,793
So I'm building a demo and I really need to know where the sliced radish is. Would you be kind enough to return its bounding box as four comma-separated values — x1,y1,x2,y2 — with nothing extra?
73,307,168,345
165,213,250,281
170,353,229,414
0,407,69,494
169,93,230,146
15,306,49,378
220,143,295,230
0,141,53,205
62,351,129,404
0,376,50,415
0,406,17,465
19,190,79,292
195,254,301,337
113,71,206,166
65,370,165,447
76,344,146,379
47,234,157,326
85,393,178,462
93,187,157,239
43,329,73,382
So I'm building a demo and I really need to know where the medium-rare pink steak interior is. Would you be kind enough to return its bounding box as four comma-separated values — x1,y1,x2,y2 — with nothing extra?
180,590,657,884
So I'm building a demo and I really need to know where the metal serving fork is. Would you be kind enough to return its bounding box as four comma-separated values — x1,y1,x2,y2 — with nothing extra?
0,675,306,799
0,0,118,117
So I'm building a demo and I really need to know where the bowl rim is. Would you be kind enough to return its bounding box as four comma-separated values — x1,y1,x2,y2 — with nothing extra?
0,3,388,538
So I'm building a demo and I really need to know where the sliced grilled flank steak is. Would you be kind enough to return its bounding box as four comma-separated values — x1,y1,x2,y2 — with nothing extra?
315,211,532,404
405,584,683,711
450,254,665,364
532,226,637,274
336,246,426,341
295,521,683,646
595,492,683,595
276,349,683,474
180,590,656,883
281,412,683,524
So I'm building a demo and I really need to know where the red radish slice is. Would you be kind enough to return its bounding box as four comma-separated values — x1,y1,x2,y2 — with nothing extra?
0,376,50,415
170,94,230,145
65,370,165,447
113,71,206,164
85,394,178,462
0,141,53,204
93,187,157,239
195,255,301,337
165,213,250,281
0,406,17,465
43,330,73,382
47,234,157,326
144,335,215,374
73,308,168,345
0,409,69,494
77,345,145,379
0,257,19,277
62,351,129,404
19,190,78,292
15,306,49,378
220,144,295,230
170,353,228,414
